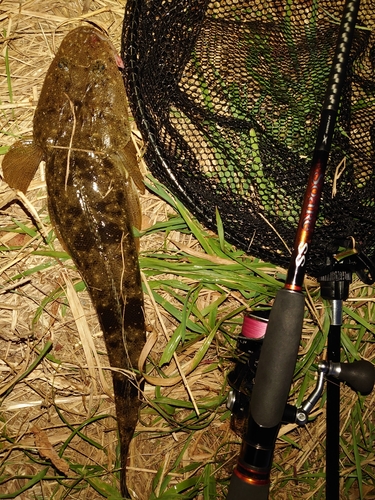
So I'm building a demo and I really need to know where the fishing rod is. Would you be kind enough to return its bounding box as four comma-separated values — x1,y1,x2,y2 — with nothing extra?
226,1,367,498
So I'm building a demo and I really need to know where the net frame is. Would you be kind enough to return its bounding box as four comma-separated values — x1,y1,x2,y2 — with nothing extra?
122,0,375,276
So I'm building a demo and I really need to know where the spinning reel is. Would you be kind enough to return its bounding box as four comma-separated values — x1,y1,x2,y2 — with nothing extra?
227,326,374,433
227,242,375,498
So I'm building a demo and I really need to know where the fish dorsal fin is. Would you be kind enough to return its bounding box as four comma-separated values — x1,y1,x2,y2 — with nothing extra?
2,140,44,193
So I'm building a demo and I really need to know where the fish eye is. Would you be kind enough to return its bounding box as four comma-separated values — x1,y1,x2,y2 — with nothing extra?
58,58,69,71
92,61,106,72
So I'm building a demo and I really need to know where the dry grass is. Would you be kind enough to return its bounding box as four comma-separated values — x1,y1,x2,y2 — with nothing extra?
0,1,374,500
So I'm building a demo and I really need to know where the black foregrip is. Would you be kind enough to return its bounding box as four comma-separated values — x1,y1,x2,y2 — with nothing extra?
250,288,305,428
227,471,269,500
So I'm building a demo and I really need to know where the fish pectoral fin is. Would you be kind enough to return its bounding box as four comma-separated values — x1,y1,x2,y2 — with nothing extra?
117,139,145,194
2,140,44,193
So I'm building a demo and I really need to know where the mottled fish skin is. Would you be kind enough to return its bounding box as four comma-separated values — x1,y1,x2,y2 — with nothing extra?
33,26,145,498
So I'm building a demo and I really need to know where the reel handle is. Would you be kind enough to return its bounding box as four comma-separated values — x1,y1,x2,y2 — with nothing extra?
322,360,375,395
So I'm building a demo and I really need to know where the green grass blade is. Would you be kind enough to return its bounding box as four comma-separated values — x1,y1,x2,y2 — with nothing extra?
55,405,108,454
0,468,49,499
0,341,53,400
85,476,123,499
203,463,216,500
351,415,364,499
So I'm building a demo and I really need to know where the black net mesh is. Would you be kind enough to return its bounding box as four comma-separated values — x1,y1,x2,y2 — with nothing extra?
122,0,375,277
